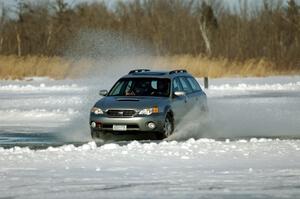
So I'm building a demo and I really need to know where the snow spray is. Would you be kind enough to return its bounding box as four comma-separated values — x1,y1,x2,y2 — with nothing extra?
57,30,157,142
166,101,212,141
167,77,300,141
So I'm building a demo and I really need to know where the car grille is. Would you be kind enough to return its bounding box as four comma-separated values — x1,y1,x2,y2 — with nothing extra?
106,109,136,117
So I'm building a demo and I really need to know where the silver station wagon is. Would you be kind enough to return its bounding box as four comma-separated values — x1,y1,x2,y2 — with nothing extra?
90,69,208,140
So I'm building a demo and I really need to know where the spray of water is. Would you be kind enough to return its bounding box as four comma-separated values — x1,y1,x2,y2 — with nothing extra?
167,86,300,141
57,30,157,142
166,101,211,141
65,30,156,79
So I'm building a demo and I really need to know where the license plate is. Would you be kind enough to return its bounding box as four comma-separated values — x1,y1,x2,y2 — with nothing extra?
113,125,127,131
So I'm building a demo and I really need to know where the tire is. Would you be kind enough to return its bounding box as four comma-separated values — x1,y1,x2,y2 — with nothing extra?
91,130,104,139
91,130,98,139
157,114,174,139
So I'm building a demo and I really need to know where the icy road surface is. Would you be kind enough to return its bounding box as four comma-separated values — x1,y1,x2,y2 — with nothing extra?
1,76,300,198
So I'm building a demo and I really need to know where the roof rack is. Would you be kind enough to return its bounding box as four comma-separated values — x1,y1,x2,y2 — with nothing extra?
169,69,187,74
128,69,150,74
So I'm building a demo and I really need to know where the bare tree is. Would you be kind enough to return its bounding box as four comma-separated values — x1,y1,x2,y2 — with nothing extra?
0,4,6,53
0,0,298,69
197,2,218,56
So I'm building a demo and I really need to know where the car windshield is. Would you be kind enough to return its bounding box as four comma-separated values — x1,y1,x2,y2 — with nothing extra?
108,78,170,97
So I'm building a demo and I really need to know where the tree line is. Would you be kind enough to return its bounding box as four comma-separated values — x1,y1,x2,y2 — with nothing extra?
0,0,299,69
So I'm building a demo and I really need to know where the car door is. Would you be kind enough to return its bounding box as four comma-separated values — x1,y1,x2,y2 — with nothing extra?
186,76,207,111
171,77,188,124
178,76,194,112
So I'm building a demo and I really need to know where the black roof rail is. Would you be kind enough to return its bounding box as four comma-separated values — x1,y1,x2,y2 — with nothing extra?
128,69,150,74
169,69,187,74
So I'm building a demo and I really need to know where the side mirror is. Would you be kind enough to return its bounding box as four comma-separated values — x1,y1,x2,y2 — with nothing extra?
174,91,186,97
99,89,108,96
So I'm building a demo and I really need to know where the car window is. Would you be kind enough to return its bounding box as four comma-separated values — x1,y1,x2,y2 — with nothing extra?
172,78,182,92
110,80,126,96
187,77,202,91
124,80,133,93
109,78,170,97
178,77,192,93
151,81,157,89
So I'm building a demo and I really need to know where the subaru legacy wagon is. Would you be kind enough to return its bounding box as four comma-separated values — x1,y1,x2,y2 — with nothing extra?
90,69,207,139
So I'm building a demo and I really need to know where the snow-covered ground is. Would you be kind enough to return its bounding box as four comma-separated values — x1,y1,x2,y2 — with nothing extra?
1,76,300,198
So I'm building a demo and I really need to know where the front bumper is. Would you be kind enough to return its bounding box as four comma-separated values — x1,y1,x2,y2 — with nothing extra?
90,113,165,133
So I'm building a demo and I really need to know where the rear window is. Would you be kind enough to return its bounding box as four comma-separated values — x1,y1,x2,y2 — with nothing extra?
186,77,202,91
178,77,193,93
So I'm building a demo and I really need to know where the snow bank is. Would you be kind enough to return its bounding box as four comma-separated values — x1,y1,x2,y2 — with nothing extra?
210,82,300,91
0,83,87,92
2,140,300,199
1,138,300,170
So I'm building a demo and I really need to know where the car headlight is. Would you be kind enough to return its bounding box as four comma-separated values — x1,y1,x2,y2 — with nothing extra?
91,107,104,115
139,106,159,115
139,108,153,115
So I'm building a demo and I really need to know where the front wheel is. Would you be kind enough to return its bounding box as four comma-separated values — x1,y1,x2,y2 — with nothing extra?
157,114,174,139
91,130,97,139
91,130,105,139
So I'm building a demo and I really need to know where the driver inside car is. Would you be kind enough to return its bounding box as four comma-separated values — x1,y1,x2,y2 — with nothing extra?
151,80,169,96
126,80,153,96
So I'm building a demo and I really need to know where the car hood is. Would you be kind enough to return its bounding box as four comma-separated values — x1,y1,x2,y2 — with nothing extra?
95,96,169,110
